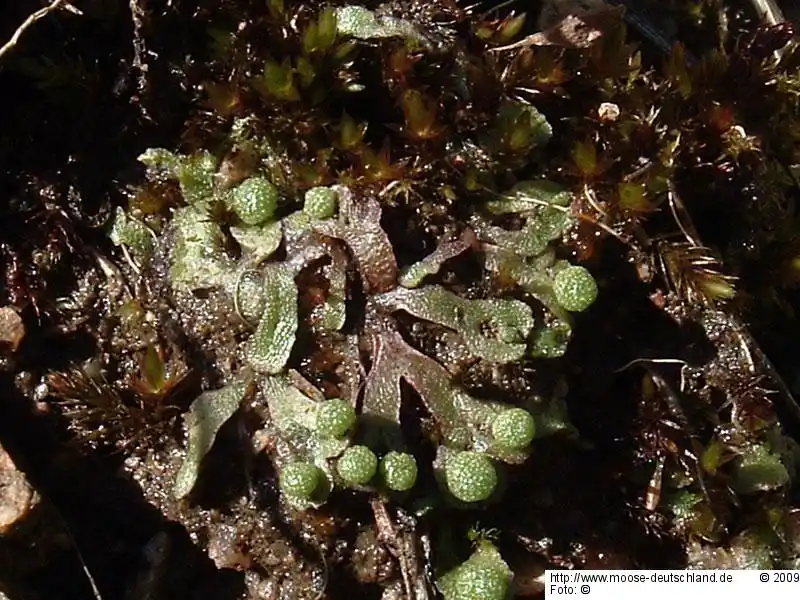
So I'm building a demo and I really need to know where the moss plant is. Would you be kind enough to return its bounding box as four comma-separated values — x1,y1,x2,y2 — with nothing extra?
445,451,498,503
29,0,800,595
119,3,587,519
380,451,418,492
337,445,378,486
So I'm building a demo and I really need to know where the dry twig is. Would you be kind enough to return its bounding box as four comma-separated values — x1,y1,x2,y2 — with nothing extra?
128,0,151,104
370,498,430,600
0,1,82,63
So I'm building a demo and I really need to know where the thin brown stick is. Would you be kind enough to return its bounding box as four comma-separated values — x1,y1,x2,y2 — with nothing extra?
751,0,785,26
129,0,151,105
0,1,82,62
666,179,701,247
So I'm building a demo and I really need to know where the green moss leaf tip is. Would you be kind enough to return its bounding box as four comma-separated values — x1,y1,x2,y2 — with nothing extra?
334,5,430,47
170,203,232,290
140,149,215,204
229,221,283,263
731,442,790,494
377,286,534,363
246,264,299,374
109,207,155,262
173,376,251,499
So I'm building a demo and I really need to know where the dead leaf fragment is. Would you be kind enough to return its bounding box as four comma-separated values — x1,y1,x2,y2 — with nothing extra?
491,5,624,51
0,306,24,353
0,442,39,534
173,376,252,499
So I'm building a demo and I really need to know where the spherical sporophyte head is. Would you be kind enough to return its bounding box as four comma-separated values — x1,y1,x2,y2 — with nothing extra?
336,445,378,486
438,541,513,600
303,186,338,220
442,560,509,600
314,398,356,439
380,451,418,492
445,451,498,503
230,176,278,225
280,461,323,500
553,265,598,312
491,407,535,450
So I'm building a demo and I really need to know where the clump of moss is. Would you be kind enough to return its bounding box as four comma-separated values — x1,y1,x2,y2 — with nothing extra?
112,11,589,508
78,0,800,597
99,8,607,592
